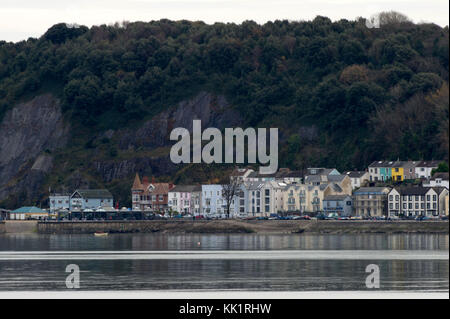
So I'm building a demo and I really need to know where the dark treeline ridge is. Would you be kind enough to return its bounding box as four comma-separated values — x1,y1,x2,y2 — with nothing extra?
0,12,448,173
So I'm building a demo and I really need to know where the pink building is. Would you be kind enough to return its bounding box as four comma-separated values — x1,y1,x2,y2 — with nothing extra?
168,185,201,215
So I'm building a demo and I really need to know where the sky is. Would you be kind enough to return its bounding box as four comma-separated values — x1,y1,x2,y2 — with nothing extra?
0,0,448,42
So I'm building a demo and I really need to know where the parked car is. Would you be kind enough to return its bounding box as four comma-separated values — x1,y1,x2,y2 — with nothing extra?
441,216,448,221
415,216,431,221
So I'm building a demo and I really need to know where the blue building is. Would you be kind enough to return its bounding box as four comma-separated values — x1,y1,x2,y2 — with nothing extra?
322,195,353,217
70,189,114,211
201,185,226,217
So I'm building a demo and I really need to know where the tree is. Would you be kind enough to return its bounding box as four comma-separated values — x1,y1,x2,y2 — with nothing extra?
432,162,449,175
221,176,242,219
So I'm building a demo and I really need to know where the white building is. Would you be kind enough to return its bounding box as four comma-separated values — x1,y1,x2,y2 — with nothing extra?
423,172,449,190
387,187,448,217
246,181,285,217
415,161,442,179
344,171,369,190
201,185,228,217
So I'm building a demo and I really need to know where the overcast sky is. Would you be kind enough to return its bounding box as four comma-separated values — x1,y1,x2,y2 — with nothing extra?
1,0,448,42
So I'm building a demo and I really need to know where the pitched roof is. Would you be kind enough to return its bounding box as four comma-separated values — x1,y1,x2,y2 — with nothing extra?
394,187,433,195
345,171,367,178
432,187,449,195
328,174,347,182
432,172,449,180
368,161,396,168
324,195,351,201
11,206,47,213
169,185,200,193
132,173,142,189
74,189,113,199
354,187,390,194
148,183,172,195
416,160,442,168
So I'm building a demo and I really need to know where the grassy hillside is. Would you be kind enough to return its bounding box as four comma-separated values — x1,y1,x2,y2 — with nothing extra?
0,12,448,207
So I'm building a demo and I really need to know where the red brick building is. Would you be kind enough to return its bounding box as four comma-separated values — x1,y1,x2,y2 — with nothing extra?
131,173,174,213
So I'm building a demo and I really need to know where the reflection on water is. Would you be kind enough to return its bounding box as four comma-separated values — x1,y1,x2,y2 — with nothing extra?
0,233,448,251
0,233,448,291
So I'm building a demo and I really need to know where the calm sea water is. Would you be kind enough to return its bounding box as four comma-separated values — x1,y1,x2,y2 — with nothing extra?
0,233,448,291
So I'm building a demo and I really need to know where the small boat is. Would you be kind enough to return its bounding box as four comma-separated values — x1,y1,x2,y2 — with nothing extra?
94,231,109,237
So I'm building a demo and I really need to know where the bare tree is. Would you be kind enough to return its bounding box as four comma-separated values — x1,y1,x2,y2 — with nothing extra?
221,176,242,219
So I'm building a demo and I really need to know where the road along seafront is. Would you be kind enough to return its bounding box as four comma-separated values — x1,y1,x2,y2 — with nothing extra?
35,219,450,235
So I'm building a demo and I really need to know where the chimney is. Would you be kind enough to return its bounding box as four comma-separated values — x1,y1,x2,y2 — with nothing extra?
152,176,155,183
142,176,149,184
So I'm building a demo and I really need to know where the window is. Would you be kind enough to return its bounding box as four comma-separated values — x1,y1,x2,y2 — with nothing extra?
389,195,393,201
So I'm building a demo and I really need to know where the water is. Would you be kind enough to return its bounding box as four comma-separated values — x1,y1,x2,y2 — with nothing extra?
0,233,448,291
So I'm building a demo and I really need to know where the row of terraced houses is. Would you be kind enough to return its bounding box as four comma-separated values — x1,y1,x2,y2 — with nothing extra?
131,162,449,219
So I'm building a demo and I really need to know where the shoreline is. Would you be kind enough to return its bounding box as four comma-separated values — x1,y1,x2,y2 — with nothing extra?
35,220,449,235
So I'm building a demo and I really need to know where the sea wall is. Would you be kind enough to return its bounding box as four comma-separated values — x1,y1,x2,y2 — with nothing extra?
0,221,5,233
37,220,450,235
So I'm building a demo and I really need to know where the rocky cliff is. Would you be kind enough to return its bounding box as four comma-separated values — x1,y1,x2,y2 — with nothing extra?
0,91,241,208
0,94,69,204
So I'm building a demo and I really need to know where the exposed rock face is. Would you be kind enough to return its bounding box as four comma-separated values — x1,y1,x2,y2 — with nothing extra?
0,94,69,201
0,91,240,207
93,156,179,183
118,92,242,150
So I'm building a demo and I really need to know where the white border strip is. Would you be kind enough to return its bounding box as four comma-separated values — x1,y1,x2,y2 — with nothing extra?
0,290,448,299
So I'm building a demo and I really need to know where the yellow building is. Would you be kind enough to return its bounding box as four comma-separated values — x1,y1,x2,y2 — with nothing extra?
391,166,404,181
282,182,351,214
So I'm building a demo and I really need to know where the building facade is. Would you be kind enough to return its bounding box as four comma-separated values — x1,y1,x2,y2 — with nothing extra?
415,161,441,179
70,189,114,211
423,172,449,190
344,171,369,190
168,185,201,215
323,195,353,217
387,187,449,217
352,187,390,217
131,174,174,213
201,185,228,217
49,193,71,213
